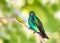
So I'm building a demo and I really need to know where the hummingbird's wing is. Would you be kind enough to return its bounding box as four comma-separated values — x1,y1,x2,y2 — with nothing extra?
35,16,45,32
35,16,49,39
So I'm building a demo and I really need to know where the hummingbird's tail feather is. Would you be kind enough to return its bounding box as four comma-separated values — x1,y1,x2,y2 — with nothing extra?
37,32,49,39
43,32,49,39
37,26,49,39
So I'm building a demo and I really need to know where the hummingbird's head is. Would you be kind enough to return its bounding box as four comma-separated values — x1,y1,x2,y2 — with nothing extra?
29,11,35,17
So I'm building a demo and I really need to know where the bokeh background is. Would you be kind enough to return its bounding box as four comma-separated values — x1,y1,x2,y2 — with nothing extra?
0,0,60,43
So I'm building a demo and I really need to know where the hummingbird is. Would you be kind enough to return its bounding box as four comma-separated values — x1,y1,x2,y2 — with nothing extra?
28,11,49,39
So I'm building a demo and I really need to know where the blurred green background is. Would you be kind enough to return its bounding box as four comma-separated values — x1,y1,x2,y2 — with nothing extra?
0,0,60,43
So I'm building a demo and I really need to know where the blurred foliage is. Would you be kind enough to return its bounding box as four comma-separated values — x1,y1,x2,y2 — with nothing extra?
0,0,60,43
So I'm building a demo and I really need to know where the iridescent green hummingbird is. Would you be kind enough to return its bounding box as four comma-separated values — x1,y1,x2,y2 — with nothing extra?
28,11,49,39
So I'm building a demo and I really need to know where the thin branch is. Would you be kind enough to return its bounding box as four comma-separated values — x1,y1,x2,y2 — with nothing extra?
0,17,29,29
